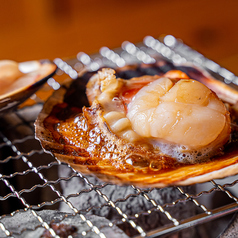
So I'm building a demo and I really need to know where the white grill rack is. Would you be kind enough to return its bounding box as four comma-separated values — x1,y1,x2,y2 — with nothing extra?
0,35,238,238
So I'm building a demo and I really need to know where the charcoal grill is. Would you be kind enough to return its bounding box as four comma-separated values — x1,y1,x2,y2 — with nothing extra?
1,35,238,238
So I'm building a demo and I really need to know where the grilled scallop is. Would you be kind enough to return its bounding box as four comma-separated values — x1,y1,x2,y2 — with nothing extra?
35,60,238,187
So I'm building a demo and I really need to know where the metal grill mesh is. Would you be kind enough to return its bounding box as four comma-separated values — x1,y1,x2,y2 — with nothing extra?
1,35,238,238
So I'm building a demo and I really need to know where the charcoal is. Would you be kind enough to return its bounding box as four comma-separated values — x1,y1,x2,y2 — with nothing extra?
59,165,198,237
0,210,129,238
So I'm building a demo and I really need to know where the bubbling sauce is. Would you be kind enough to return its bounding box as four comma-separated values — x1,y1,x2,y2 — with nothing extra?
48,105,179,172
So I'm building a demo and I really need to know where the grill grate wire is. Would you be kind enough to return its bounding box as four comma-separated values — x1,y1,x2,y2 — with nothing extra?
0,35,238,238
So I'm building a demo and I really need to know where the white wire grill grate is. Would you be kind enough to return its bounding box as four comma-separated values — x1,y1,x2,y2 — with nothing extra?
0,35,238,238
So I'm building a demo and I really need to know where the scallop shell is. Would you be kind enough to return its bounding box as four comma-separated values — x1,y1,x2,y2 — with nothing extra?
35,59,238,188
0,60,57,115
